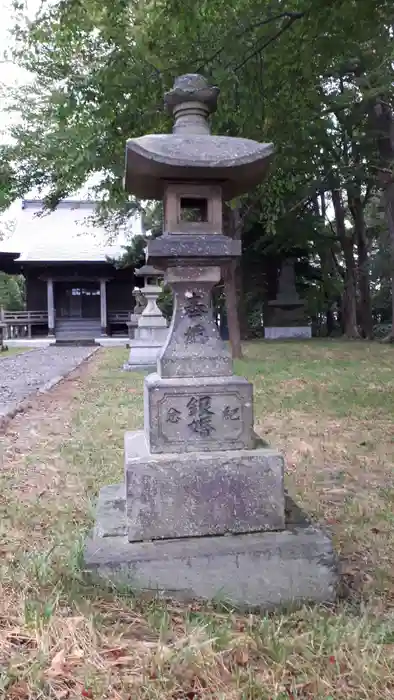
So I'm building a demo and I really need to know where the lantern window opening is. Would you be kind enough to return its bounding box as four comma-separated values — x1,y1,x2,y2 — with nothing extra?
179,197,209,223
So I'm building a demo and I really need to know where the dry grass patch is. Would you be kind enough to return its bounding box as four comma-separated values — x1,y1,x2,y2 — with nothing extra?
0,341,394,699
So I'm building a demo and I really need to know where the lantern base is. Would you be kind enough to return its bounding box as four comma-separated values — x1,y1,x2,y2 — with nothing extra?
124,335,168,372
264,326,312,340
84,487,337,610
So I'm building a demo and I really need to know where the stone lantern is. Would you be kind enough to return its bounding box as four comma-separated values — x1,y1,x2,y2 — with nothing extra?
85,74,337,607
124,264,168,371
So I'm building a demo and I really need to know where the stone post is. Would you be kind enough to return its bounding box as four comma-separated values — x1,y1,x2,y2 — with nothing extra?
47,277,55,336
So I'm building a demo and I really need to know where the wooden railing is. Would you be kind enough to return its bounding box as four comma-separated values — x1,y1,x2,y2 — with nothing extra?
0,310,48,338
108,311,131,324
0,309,134,338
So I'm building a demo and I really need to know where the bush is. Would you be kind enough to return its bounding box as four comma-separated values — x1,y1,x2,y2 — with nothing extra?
373,322,392,339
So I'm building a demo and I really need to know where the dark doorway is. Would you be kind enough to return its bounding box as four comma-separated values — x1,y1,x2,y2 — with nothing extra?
56,282,100,319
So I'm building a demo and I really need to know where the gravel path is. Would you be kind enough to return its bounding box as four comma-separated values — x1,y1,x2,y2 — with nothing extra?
0,347,97,417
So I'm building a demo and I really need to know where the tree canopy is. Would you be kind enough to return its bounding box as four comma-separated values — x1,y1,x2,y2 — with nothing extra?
1,0,394,338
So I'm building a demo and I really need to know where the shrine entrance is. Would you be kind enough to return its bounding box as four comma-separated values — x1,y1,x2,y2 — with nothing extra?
54,281,102,341
55,282,101,319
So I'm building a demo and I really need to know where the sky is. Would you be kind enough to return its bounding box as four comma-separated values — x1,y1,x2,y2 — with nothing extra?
0,0,142,253
0,0,36,127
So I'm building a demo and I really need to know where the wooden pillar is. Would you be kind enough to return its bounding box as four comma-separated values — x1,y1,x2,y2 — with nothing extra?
47,278,55,336
100,279,108,335
0,307,7,341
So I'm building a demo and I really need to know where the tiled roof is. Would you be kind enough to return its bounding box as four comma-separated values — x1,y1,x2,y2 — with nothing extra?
0,199,138,263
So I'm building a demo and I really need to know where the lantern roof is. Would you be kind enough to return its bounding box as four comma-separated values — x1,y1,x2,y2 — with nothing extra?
125,74,274,201
134,264,163,278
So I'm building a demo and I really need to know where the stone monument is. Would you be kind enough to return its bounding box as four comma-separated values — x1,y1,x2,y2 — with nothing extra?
124,264,168,371
85,74,337,608
264,258,311,339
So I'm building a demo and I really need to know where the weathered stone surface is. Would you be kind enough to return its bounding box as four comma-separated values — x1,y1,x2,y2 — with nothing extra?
264,326,312,340
125,277,168,371
158,266,232,378
134,264,163,281
125,137,274,202
94,483,126,538
84,72,338,610
148,234,241,263
124,431,285,541
123,344,163,372
264,307,310,327
270,258,303,306
134,327,168,341
265,258,310,331
144,373,254,454
84,495,338,609
132,288,147,314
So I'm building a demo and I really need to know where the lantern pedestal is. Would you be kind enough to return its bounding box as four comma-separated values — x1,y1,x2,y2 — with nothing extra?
85,475,336,609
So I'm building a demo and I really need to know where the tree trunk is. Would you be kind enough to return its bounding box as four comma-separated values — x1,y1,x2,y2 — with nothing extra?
326,307,335,336
222,262,242,358
367,98,394,340
331,188,360,338
223,204,243,359
349,194,373,338
381,185,394,343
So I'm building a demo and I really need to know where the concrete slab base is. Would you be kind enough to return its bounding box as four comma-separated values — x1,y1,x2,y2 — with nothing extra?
95,336,129,347
123,343,163,372
84,486,338,609
264,326,312,340
6,337,55,348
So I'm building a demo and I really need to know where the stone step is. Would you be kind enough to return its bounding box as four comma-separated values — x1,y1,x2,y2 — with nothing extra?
55,338,97,346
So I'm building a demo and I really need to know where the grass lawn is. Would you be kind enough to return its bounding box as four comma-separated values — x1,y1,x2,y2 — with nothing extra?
0,346,30,357
1,339,394,699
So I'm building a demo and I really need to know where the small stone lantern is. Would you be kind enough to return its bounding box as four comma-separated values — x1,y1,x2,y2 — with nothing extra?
86,74,337,607
124,264,168,370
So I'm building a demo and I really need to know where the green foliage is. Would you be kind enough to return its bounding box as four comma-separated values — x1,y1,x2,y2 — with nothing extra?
1,0,393,333
157,284,174,321
0,274,25,311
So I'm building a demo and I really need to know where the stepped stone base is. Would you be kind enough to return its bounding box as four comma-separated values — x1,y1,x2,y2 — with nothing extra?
123,344,163,372
124,326,168,372
264,326,312,340
124,431,285,540
84,487,338,609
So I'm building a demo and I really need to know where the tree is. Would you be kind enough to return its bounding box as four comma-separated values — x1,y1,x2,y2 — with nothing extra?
0,273,25,311
2,0,393,340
